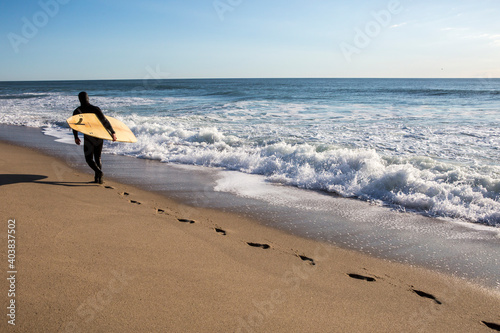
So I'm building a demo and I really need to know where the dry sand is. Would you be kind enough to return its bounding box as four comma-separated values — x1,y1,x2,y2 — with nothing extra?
1,141,499,332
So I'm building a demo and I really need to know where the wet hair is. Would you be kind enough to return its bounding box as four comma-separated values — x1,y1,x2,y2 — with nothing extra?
78,91,89,105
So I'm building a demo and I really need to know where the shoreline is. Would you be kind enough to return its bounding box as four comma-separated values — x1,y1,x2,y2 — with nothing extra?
1,141,500,332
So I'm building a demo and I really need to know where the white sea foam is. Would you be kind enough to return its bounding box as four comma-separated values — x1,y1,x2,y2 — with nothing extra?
0,93,184,127
42,125,75,144
102,114,500,227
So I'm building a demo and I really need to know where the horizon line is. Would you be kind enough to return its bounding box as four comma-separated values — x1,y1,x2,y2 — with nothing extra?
1,77,499,83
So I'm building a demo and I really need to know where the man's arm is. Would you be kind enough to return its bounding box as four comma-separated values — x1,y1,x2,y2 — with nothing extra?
73,108,81,145
93,106,117,141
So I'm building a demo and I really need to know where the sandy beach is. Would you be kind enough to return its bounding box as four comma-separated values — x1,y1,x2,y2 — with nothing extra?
1,140,499,333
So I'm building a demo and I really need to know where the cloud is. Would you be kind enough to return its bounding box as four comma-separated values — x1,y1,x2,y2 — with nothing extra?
466,33,500,46
441,27,469,32
489,38,500,47
475,33,500,39
472,34,500,48
440,27,500,47
390,22,407,29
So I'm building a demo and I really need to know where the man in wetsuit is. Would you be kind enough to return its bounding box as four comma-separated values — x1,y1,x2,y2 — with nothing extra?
73,92,117,184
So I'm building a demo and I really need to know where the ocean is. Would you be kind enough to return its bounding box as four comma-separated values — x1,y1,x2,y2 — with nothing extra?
2,78,499,227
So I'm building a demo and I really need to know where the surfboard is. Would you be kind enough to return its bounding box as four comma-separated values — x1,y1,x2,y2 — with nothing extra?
66,113,137,143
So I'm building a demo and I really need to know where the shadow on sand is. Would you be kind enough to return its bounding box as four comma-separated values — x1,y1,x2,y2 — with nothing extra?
0,174,98,187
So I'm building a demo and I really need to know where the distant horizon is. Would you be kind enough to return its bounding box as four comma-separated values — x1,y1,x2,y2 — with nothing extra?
2,77,500,83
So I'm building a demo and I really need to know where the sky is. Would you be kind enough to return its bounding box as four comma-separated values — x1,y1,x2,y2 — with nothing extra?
0,0,499,81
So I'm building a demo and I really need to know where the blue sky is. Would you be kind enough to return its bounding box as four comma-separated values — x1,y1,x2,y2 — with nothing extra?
1,0,499,80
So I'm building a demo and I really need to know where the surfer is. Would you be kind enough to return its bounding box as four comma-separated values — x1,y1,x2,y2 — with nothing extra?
72,92,117,184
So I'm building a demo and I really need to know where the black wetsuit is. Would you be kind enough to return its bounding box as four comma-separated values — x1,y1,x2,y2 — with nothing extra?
72,103,115,179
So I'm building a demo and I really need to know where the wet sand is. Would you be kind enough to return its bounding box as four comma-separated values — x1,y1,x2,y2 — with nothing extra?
1,141,499,332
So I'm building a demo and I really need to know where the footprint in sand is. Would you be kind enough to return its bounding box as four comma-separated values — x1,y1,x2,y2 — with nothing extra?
129,200,141,205
482,321,500,331
297,255,315,265
247,242,270,249
348,273,376,282
412,289,442,305
121,192,130,196
104,186,114,189
178,218,195,224
215,228,227,236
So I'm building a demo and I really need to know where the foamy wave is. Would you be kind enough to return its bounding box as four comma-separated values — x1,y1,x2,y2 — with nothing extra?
109,117,500,227
0,93,184,127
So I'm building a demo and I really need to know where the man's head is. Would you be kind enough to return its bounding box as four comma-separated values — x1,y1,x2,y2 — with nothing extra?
78,91,90,105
